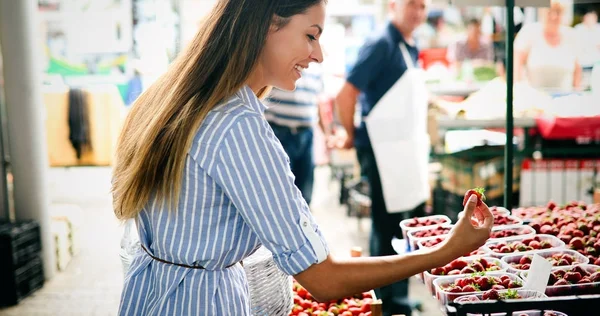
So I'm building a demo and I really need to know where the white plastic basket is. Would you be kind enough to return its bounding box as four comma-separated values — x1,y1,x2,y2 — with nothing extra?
243,247,294,316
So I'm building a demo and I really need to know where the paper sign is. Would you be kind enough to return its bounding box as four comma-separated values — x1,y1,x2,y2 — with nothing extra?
523,254,553,293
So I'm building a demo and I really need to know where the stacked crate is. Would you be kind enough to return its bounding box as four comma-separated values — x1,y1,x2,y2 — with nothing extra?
0,220,45,306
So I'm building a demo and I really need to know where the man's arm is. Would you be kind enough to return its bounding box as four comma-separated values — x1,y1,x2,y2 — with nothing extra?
334,82,361,149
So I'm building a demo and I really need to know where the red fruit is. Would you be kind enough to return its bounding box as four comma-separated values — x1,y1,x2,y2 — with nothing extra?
461,266,477,274
578,277,591,284
447,269,461,275
571,265,588,276
520,263,531,270
478,258,490,269
499,246,512,253
559,235,572,244
482,289,499,300
530,223,541,233
540,241,552,249
528,241,541,250
553,279,570,286
561,254,574,264
590,272,600,282
492,284,505,290
540,225,554,235
447,286,462,293
462,284,478,292
572,230,585,238
594,258,600,265
477,277,491,290
564,272,583,283
463,188,486,207
470,261,485,272
508,280,522,288
450,259,469,270
431,267,446,275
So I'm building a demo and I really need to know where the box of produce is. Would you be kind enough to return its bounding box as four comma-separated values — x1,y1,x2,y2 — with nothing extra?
453,289,550,316
424,256,507,296
406,224,453,251
433,271,524,305
489,225,537,242
484,235,565,258
399,215,451,241
290,279,381,316
501,249,589,275
521,264,600,297
527,206,600,265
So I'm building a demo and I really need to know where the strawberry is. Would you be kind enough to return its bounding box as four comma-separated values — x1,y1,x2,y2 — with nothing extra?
463,188,486,207
540,241,552,249
461,284,478,292
564,272,582,283
460,266,477,274
470,261,485,272
448,269,461,275
589,271,600,282
431,267,446,275
478,258,490,269
595,258,600,265
528,240,541,250
507,280,522,288
570,237,585,249
447,286,462,293
450,259,469,270
482,289,499,300
553,279,570,286
561,254,574,264
491,284,505,290
578,277,591,284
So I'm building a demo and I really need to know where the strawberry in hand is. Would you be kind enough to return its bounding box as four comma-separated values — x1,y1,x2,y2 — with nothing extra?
463,188,486,207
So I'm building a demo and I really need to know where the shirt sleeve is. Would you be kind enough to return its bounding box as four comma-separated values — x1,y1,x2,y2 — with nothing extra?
346,38,388,92
210,114,329,275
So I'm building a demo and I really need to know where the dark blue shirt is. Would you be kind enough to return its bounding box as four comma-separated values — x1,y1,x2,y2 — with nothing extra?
347,21,420,148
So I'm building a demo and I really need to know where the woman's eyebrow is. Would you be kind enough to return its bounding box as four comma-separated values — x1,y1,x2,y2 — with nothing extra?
311,24,323,35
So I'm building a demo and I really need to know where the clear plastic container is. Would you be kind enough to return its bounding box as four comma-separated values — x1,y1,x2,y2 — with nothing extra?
453,289,548,316
521,264,600,297
483,234,566,259
501,249,590,275
424,256,509,296
406,223,453,251
417,235,490,257
433,271,524,305
489,224,536,243
399,214,451,241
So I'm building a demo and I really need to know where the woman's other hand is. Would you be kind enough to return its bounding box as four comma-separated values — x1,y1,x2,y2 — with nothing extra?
443,194,494,258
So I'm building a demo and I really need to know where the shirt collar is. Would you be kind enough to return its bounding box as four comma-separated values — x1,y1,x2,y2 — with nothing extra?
387,21,404,44
235,85,268,113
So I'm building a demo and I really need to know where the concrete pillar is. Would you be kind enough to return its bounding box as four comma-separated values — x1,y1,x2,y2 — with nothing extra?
0,0,55,279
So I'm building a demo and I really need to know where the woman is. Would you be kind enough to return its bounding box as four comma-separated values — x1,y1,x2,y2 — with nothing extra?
112,1,494,315
514,0,582,91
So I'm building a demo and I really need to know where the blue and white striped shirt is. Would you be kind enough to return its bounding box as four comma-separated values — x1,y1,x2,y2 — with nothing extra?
118,86,330,316
264,67,324,128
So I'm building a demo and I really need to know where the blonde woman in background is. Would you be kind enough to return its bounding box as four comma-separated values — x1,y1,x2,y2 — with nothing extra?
514,0,582,91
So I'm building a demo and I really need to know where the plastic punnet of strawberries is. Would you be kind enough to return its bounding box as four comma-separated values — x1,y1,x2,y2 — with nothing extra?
489,236,554,254
489,227,534,239
403,216,448,228
419,237,488,257
430,257,502,276
510,253,579,271
290,280,374,316
442,273,523,293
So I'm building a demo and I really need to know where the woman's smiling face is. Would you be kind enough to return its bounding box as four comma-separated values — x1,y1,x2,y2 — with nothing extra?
256,3,326,91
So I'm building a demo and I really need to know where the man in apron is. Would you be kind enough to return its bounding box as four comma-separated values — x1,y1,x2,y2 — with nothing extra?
334,1,430,315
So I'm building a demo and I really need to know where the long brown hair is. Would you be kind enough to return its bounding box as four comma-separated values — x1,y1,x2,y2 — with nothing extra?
112,0,325,220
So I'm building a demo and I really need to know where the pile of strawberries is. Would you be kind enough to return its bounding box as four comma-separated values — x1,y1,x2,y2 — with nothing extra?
523,201,600,264
430,257,502,276
441,274,523,293
487,236,555,254
290,280,374,316
546,265,600,287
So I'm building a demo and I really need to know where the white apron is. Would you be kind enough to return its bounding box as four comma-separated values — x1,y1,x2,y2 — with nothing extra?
365,43,430,213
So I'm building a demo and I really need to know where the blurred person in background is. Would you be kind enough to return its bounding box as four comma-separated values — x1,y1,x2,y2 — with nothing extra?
514,0,582,91
575,10,600,68
334,0,431,315
263,65,328,207
446,18,494,70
